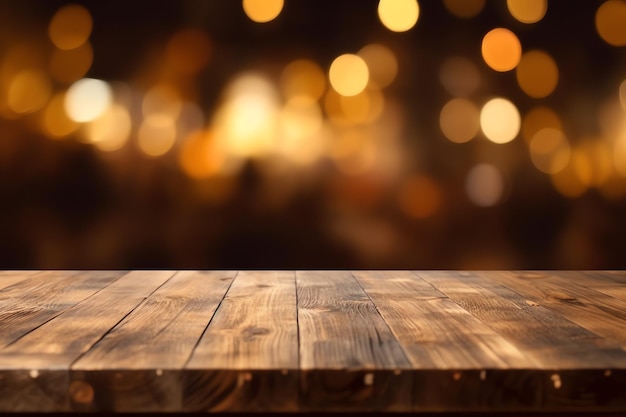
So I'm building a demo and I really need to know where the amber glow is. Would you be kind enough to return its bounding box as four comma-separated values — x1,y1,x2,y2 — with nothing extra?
329,54,369,97
443,0,485,18
481,28,522,72
7,69,52,114
466,164,504,206
280,60,326,101
596,0,626,46
522,107,563,144
439,56,481,97
516,50,559,98
137,114,177,157
87,105,132,152
507,0,547,24
358,44,398,88
377,0,419,32
398,175,442,218
243,0,284,23
48,4,93,50
49,42,93,84
179,130,223,179
41,93,79,138
439,98,480,143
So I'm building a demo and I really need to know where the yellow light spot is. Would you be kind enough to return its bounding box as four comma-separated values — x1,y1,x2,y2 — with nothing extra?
7,69,52,114
522,106,562,144
278,96,326,165
529,128,570,174
583,139,614,186
506,0,547,24
280,59,326,101
377,0,419,32
49,41,93,84
398,175,442,218
466,164,504,206
86,104,132,152
516,50,559,98
41,93,79,139
481,28,522,72
596,0,626,46
443,0,485,18
142,84,182,118
340,86,385,125
439,98,480,143
439,56,481,97
48,4,93,50
358,44,398,88
215,73,279,158
65,78,112,122
179,130,223,179
480,98,520,144
137,114,177,157
242,0,284,23
329,54,369,97
166,29,211,74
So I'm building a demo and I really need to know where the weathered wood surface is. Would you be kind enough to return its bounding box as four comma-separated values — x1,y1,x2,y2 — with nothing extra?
0,270,625,413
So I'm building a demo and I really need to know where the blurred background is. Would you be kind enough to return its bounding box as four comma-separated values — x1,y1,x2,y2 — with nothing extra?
1,0,626,269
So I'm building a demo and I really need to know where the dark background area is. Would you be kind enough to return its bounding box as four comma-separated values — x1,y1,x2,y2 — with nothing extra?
1,0,625,269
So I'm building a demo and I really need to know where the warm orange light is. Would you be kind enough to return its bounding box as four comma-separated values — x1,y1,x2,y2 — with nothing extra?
49,4,93,50
378,0,419,32
41,93,79,139
522,107,563,144
596,0,626,46
516,50,559,98
529,128,570,174
7,69,52,114
507,0,547,24
87,104,132,152
166,29,211,75
137,114,177,157
481,28,522,72
49,41,93,84
242,0,284,23
329,54,369,97
280,59,326,101
179,130,223,179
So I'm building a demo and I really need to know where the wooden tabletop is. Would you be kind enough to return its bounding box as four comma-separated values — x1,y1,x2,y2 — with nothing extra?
0,270,625,413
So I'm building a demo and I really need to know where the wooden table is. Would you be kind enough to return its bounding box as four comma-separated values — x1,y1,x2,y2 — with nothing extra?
0,270,625,414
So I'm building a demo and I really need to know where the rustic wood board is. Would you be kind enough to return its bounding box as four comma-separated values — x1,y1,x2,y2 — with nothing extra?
0,270,625,413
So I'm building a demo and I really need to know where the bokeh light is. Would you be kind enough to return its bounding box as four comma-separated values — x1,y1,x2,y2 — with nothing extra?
65,78,113,123
439,98,480,143
377,0,419,32
280,59,326,101
516,50,559,98
165,29,211,75
48,4,93,50
439,56,481,97
443,0,485,19
596,0,626,47
521,106,563,144
142,84,182,118
466,164,504,206
506,0,547,24
86,104,132,152
480,98,520,144
278,96,326,165
137,114,177,157
179,130,223,179
41,93,79,139
7,69,51,114
242,0,284,23
481,28,522,72
358,44,398,88
620,80,626,111
529,128,570,174
329,54,369,97
398,175,442,218
49,41,93,84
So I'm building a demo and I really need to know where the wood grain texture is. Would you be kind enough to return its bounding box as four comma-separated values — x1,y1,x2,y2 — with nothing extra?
184,271,298,412
69,271,236,412
0,271,125,348
352,271,535,369
0,270,40,291
476,271,626,348
415,271,626,369
296,270,412,412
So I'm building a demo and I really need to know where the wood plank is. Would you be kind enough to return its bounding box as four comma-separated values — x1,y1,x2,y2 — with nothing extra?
352,271,542,412
0,270,41,291
296,270,412,412
0,270,175,413
70,270,236,412
415,271,626,369
0,271,126,347
477,271,626,348
184,271,298,412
